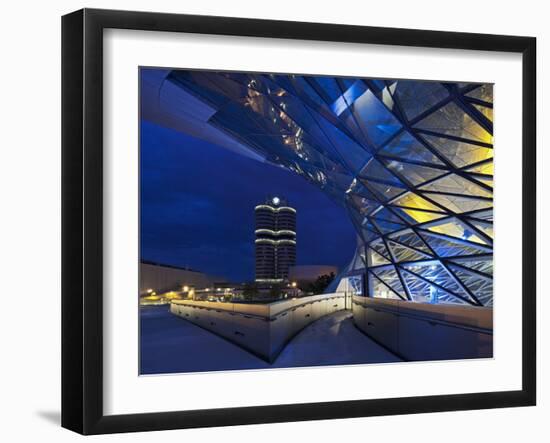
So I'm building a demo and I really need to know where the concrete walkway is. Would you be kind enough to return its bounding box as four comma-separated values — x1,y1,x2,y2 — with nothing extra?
274,310,401,367
140,306,401,375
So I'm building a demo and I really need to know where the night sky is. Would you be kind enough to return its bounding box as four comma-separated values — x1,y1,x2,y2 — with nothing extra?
140,78,357,282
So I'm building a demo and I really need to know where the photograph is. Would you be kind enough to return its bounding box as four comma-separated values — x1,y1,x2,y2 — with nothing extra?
138,68,494,374
0,0,542,440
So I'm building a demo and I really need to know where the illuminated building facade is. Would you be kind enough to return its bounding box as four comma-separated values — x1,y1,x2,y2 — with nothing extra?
255,197,297,282
164,71,494,307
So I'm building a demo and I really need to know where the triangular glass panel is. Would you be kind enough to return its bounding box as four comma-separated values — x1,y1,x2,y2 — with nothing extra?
314,115,373,175
270,75,300,97
447,265,493,307
360,158,402,185
392,192,445,212
421,134,493,168
381,83,396,110
456,83,475,92
469,219,493,240
371,266,408,299
371,218,407,235
402,261,475,303
378,131,444,165
424,217,489,245
472,104,493,121
414,101,493,144
421,192,493,214
330,79,368,116
419,232,492,257
472,176,493,188
448,256,493,276
371,207,408,225
465,161,493,175
384,160,448,186
395,208,448,224
350,249,366,271
392,80,449,121
369,272,404,300
357,245,367,265
348,194,381,216
369,239,392,260
350,89,403,147
361,227,380,243
366,180,407,201
465,84,493,103
292,76,333,108
387,240,432,262
293,162,333,188
400,269,468,305
420,174,493,198
312,76,342,103
389,229,433,254
365,219,380,233
467,209,493,222
290,140,332,170
367,248,391,266
346,178,379,200
324,169,355,192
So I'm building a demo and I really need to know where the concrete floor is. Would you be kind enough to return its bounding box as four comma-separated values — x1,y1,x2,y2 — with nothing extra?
140,306,401,375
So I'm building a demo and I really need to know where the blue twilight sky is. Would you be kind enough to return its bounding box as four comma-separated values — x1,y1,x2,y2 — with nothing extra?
140,81,357,283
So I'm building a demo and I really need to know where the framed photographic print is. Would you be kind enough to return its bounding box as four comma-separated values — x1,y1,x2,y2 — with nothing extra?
61,8,536,435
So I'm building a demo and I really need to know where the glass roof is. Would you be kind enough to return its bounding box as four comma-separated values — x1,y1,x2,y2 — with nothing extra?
166,71,493,307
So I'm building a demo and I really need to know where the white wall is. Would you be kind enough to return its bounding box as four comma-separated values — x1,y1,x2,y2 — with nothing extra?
352,296,493,360
0,1,546,442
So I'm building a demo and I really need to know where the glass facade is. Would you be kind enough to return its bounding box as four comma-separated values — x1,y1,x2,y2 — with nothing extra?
166,71,493,307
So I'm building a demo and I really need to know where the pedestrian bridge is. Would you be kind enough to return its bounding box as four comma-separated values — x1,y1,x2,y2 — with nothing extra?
140,306,400,374
171,293,350,362
170,292,492,363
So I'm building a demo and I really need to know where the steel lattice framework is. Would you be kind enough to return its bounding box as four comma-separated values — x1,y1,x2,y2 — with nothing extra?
165,71,494,307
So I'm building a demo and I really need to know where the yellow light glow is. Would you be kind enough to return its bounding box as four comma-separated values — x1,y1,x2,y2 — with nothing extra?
393,192,445,224
142,295,160,301
394,192,441,212
467,161,493,176
291,282,297,288
427,221,487,244
402,209,446,223
466,114,493,146
163,291,181,300
182,285,189,292
146,288,153,294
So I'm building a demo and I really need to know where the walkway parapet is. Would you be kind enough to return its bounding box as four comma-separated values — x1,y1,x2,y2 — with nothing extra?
352,296,493,361
171,293,346,362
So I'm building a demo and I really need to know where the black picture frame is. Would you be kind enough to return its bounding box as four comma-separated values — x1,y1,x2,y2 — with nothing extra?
61,8,537,435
